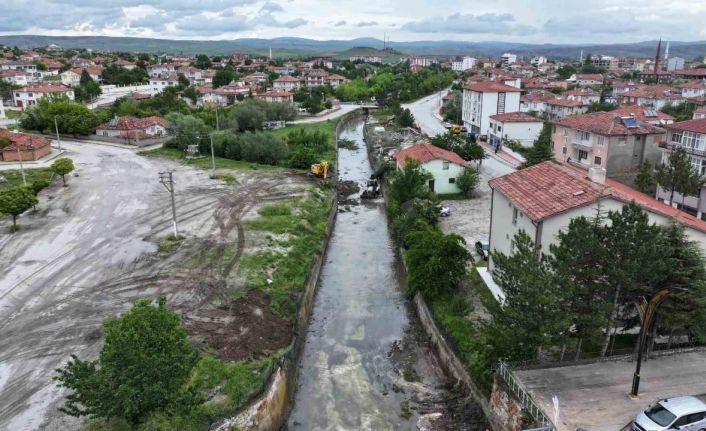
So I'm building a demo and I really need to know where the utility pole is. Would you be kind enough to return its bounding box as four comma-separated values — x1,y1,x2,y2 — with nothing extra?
215,105,220,131
159,171,179,237
54,116,62,151
12,130,27,186
209,134,216,178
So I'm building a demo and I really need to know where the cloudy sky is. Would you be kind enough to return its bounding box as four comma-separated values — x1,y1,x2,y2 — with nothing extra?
1,0,705,43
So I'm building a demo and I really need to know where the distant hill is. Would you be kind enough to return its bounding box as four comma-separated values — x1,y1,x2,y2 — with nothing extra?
334,46,403,61
1,35,705,61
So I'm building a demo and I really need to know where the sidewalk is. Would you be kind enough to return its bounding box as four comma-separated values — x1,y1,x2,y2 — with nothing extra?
478,140,522,169
0,148,67,171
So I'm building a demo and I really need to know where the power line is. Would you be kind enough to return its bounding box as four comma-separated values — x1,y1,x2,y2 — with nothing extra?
158,171,179,237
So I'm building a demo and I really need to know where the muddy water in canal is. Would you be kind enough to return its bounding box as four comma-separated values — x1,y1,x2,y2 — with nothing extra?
287,116,487,430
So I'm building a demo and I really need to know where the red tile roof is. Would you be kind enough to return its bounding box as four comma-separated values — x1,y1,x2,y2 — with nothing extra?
695,107,706,114
575,73,604,81
489,161,706,233
665,118,706,135
674,69,706,78
489,112,542,123
553,111,666,136
611,105,674,122
96,116,168,131
274,75,300,82
394,143,468,168
677,80,706,90
17,84,71,93
619,84,680,100
546,98,584,107
464,81,522,92
489,162,606,222
0,130,50,151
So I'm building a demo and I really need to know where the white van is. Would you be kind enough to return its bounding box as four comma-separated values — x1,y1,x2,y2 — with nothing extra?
633,396,706,431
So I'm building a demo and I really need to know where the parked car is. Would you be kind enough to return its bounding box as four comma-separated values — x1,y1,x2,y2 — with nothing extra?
633,396,706,431
475,240,489,261
440,206,451,217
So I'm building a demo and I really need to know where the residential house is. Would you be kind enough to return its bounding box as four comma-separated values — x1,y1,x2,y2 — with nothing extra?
114,59,136,70
520,90,556,115
350,56,382,63
677,81,706,99
273,75,301,91
325,73,346,88
617,84,682,110
488,112,544,148
403,57,436,67
0,130,51,162
611,104,674,125
256,89,294,103
149,74,180,94
487,161,706,271
0,69,30,86
70,58,95,68
530,56,547,67
568,73,604,86
674,69,706,80
180,67,204,85
146,63,177,77
694,107,706,120
545,98,588,120
13,84,74,108
656,118,706,218
462,81,522,137
1,61,38,74
95,116,168,140
61,66,103,86
551,111,666,176
243,72,267,87
564,88,600,105
394,143,468,194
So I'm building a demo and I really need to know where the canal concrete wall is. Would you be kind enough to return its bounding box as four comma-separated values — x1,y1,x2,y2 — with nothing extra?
213,111,361,431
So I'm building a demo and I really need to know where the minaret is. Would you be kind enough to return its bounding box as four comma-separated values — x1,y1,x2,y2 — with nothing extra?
664,41,670,70
654,38,662,80
579,50,583,63
269,47,272,60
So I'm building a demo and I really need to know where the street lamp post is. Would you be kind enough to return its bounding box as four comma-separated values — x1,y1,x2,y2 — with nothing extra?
54,115,61,151
12,130,27,186
630,287,672,397
209,134,216,178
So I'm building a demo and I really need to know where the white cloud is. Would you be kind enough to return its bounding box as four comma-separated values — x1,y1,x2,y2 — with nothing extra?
401,12,535,35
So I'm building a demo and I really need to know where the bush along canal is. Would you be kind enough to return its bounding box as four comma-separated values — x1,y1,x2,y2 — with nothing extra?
286,115,488,430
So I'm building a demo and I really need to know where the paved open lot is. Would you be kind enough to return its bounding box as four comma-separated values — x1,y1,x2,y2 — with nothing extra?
514,350,706,431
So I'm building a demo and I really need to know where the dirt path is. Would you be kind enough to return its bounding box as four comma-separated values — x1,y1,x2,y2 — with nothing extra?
0,141,312,430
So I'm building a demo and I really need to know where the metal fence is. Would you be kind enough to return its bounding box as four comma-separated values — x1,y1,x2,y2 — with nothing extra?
496,361,556,431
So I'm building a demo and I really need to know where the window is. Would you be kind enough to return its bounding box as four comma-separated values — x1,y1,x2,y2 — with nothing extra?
563,128,568,137
512,207,518,225
594,156,602,166
442,161,450,170
575,130,590,141
578,150,588,161
449,178,456,184
597,136,605,146
497,125,502,132
688,156,706,176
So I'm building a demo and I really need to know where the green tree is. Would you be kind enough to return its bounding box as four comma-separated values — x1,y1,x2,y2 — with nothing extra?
194,54,212,69
520,123,554,168
456,168,480,196
177,74,190,88
51,157,75,186
74,79,102,103
22,94,102,135
0,186,38,230
660,103,695,122
212,69,235,88
556,64,577,80
635,160,656,194
79,69,92,85
165,113,212,152
54,297,200,427
655,146,705,206
398,108,415,128
487,230,570,361
388,158,432,208
405,224,471,298
549,216,610,359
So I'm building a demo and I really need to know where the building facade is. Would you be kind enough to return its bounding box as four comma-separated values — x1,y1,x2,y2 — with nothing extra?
462,81,522,138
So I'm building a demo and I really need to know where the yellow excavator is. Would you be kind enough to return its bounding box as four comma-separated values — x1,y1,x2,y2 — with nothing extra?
310,160,329,179
451,124,461,134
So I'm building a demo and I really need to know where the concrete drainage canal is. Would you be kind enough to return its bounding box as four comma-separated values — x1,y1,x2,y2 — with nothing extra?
285,115,489,430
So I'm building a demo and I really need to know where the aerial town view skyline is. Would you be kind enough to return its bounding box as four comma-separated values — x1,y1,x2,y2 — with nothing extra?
2,2,706,431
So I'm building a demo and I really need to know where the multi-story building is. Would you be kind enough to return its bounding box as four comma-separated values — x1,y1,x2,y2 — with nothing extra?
551,111,666,176
488,112,544,148
656,119,706,218
462,81,522,137
666,57,685,71
530,56,547,67
273,75,301,91
0,69,30,86
149,74,180,94
545,98,588,120
500,53,517,67
350,56,382,63
451,56,477,71
694,107,706,120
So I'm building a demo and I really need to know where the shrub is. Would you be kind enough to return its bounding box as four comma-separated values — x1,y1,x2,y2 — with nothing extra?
288,147,319,169
457,168,480,196
239,133,289,165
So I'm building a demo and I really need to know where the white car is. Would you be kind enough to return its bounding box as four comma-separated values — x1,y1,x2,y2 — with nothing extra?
633,396,706,431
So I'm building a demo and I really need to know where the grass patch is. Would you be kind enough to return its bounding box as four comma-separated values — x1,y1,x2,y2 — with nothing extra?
157,234,183,253
4,110,25,120
140,147,281,172
400,400,412,419
0,167,54,191
265,120,338,163
214,174,238,184
337,138,359,150
238,188,334,316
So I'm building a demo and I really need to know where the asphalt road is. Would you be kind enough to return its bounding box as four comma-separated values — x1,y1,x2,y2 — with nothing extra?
0,141,224,430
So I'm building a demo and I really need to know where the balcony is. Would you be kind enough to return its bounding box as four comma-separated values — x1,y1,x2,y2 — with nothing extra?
573,140,593,150
660,141,706,158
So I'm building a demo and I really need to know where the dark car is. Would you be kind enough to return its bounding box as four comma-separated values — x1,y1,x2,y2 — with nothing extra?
475,240,489,261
